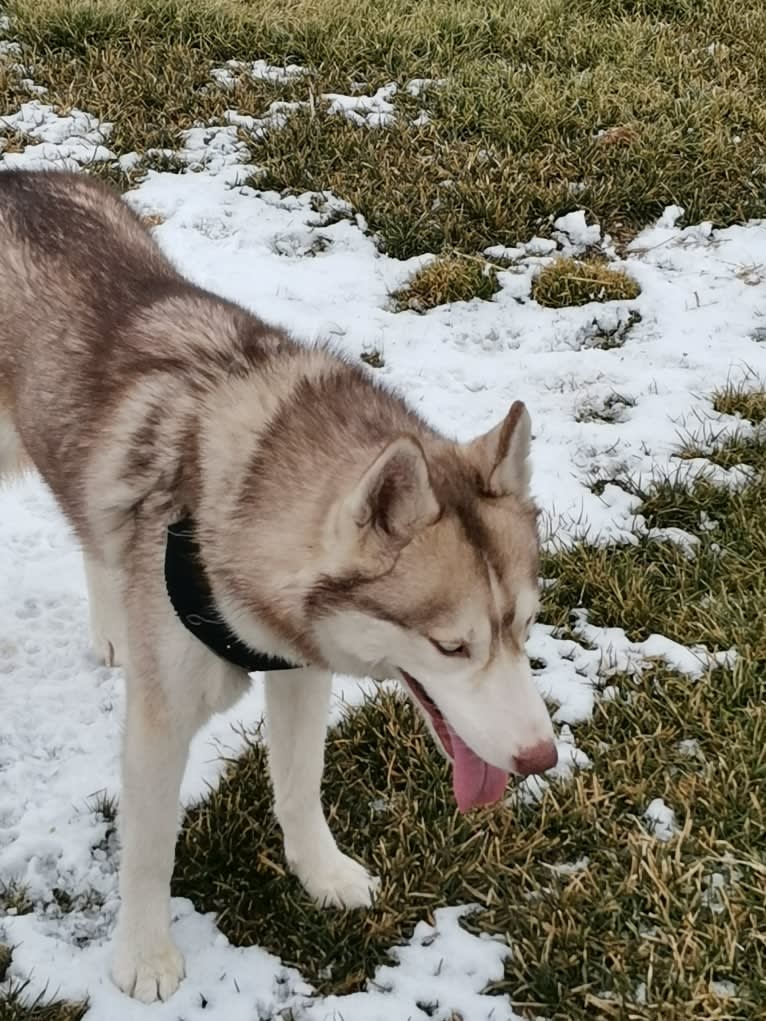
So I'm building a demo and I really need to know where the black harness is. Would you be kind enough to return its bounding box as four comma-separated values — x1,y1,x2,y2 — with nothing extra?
165,517,298,673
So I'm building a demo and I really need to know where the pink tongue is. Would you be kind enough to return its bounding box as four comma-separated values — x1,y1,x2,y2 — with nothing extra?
451,731,509,813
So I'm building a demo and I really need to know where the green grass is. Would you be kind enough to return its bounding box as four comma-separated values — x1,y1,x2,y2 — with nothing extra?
4,0,766,258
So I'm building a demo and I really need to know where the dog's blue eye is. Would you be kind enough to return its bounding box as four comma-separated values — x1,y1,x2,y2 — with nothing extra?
431,639,468,657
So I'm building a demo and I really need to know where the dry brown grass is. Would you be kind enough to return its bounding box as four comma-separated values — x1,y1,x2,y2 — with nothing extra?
391,254,499,311
532,257,640,308
4,0,766,258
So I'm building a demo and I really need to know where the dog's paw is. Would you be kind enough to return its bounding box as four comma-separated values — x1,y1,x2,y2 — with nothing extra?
294,851,380,909
111,937,185,1003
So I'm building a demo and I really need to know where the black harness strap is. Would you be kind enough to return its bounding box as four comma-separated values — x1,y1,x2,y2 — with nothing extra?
165,516,298,673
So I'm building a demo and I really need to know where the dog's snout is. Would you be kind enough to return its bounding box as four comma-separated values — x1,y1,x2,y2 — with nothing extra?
512,740,558,777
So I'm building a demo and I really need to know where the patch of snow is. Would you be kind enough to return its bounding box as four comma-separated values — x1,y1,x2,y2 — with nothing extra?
699,510,718,531
643,798,679,842
544,856,590,876
302,907,519,1021
572,609,735,680
484,244,526,262
644,525,701,557
677,738,702,758
553,210,601,254
20,78,47,96
178,124,252,176
405,77,446,97
0,100,114,170
4,898,523,1020
710,979,737,998
700,864,742,917
324,83,397,128
523,236,557,257
224,101,308,140
211,58,309,89
210,71,439,132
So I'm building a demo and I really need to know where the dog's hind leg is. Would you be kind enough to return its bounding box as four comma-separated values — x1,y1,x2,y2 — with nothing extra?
265,667,380,909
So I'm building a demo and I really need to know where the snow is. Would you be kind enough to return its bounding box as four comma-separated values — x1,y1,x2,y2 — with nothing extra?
323,83,398,128
404,78,446,97
543,856,589,877
5,904,517,1021
677,738,702,758
211,58,310,89
208,70,440,130
643,798,679,842
0,100,114,170
1,66,764,1020
710,979,738,998
552,211,601,255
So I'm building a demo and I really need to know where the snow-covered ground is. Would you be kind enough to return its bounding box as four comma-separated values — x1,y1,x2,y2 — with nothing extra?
1,68,765,1021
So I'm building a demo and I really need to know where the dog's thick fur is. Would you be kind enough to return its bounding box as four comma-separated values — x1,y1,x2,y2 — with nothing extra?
0,170,556,1002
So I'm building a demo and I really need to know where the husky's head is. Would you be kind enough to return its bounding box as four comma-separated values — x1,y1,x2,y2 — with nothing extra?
308,400,557,812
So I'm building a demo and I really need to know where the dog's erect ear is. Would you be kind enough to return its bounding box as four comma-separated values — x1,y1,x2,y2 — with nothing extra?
347,435,440,543
467,400,532,497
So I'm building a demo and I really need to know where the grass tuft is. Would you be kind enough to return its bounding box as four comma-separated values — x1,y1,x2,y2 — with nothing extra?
0,983,88,1021
532,258,640,308
88,791,117,824
0,882,32,917
359,348,385,369
0,944,11,982
391,255,499,312
575,392,637,423
713,383,766,424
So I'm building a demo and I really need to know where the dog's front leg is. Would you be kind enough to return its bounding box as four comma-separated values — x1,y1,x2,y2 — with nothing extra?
83,552,127,667
110,672,189,1002
265,667,380,908
111,565,249,1002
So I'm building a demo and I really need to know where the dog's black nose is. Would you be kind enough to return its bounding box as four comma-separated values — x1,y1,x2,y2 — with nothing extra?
512,741,558,777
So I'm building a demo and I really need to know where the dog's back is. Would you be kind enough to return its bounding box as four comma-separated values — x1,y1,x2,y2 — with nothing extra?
0,171,296,535
0,171,180,485
0,169,175,373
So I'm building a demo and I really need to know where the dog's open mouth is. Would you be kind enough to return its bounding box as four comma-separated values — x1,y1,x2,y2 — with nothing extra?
400,671,509,813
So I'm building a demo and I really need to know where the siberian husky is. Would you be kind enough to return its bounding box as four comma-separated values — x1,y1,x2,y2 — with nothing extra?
0,170,557,1002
